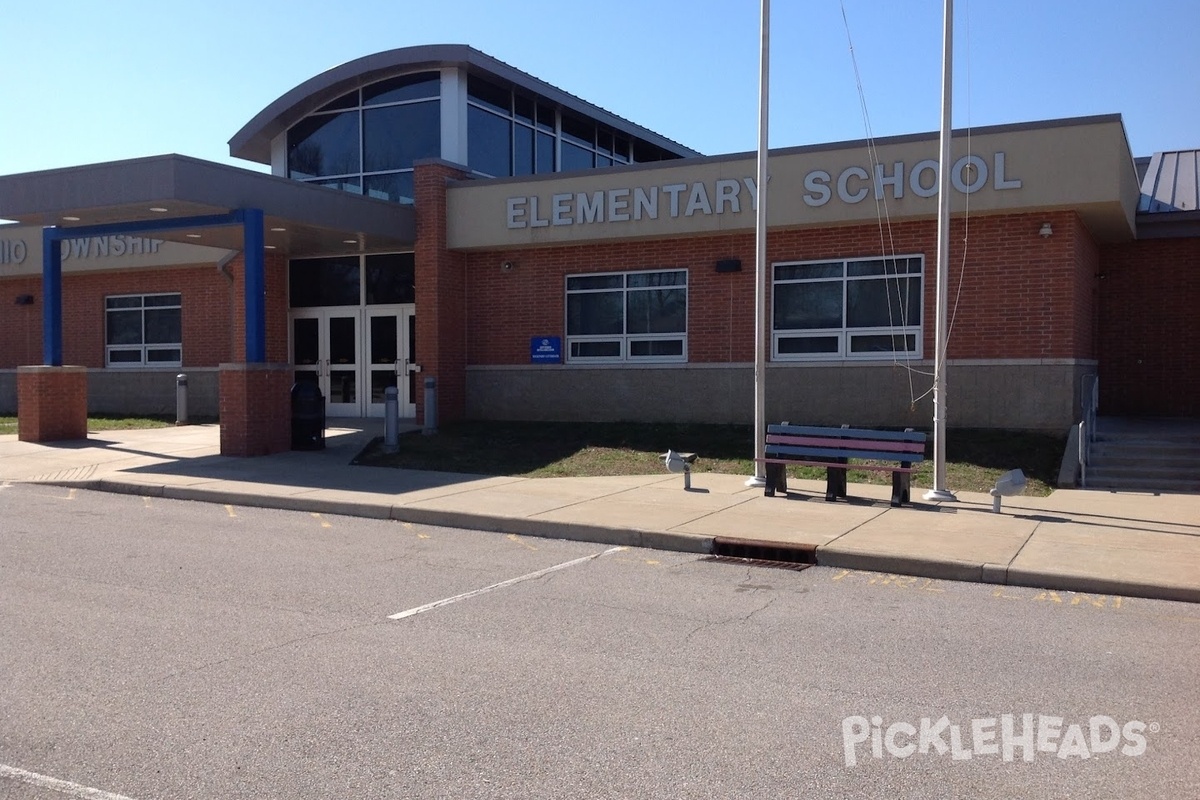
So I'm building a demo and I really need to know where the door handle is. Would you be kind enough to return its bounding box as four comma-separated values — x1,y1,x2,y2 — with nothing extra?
397,358,405,377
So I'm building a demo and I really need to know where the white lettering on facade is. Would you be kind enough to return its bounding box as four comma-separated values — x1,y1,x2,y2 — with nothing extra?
500,152,1021,229
0,239,28,265
837,166,870,204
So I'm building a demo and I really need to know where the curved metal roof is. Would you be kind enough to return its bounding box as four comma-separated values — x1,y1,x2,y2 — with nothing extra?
229,44,700,165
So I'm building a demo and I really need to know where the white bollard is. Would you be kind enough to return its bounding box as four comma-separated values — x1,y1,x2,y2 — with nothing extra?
175,373,188,426
384,386,399,452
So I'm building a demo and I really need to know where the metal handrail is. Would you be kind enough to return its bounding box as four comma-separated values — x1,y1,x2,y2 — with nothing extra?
1078,374,1099,487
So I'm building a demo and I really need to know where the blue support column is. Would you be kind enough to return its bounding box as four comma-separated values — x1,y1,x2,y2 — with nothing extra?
242,208,266,363
42,226,63,366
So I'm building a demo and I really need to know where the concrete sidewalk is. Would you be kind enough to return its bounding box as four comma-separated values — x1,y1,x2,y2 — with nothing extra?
3,421,1198,603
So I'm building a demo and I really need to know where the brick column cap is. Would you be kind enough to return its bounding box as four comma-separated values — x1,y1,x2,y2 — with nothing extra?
17,365,87,374
219,362,293,373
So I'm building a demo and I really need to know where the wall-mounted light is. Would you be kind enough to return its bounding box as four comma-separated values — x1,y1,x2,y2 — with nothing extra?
1039,222,1053,238
501,260,515,272
15,294,34,306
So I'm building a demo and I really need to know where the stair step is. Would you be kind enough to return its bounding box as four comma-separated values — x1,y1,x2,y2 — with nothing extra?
1085,477,1200,492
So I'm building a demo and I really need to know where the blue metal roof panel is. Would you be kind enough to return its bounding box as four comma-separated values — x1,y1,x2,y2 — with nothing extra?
1138,149,1200,213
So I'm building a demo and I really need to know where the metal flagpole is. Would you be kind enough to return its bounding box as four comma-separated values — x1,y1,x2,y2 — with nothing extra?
924,0,958,502
746,0,770,488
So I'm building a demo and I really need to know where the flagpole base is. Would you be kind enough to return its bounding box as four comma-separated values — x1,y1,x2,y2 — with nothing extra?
923,488,959,502
745,475,767,488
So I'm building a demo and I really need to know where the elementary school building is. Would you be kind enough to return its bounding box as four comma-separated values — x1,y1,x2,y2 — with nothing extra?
1,45,1196,456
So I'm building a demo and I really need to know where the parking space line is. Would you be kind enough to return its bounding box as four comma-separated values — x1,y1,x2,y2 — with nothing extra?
0,763,139,800
388,546,625,621
311,513,331,529
507,533,538,551
225,505,237,518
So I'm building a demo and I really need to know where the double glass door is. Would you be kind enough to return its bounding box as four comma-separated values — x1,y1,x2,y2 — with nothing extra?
291,305,416,418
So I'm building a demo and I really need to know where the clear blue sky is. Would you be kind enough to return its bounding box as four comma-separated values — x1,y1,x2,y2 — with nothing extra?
1,0,1196,176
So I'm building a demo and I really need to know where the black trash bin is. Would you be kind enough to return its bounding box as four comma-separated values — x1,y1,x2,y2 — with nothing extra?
291,381,326,450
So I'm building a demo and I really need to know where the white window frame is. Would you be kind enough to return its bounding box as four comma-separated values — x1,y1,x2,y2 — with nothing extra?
104,292,182,368
565,269,688,364
772,255,924,361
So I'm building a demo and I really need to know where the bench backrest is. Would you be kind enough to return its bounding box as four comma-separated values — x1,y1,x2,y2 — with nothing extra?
765,424,926,463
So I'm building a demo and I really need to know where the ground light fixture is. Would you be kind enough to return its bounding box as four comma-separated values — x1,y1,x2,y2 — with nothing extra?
989,468,1027,513
662,449,698,490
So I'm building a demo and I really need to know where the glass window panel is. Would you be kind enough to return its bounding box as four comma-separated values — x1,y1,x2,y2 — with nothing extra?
287,112,360,179
597,156,612,168
144,294,180,307
847,277,921,328
561,142,593,171
613,137,630,162
513,124,534,177
316,91,358,112
289,257,360,307
364,172,414,204
144,308,181,344
364,100,440,172
774,262,843,281
107,310,142,345
570,341,621,358
536,104,555,132
513,95,534,124
467,75,511,114
311,177,362,194
632,140,662,162
560,113,593,147
365,252,415,304
293,318,319,365
630,340,684,357
108,350,142,363
370,316,398,363
363,71,439,105
328,316,357,364
106,296,140,309
567,292,623,336
147,348,181,363
627,271,685,288
627,288,686,334
773,282,843,330
778,336,840,354
597,130,613,156
850,334,917,353
536,131,556,174
328,370,356,403
370,370,396,403
567,275,623,290
468,106,512,177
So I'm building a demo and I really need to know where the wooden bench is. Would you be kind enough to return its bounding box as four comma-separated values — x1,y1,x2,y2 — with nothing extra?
762,424,927,507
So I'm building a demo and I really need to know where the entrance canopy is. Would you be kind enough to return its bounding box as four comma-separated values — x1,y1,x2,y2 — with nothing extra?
0,154,414,255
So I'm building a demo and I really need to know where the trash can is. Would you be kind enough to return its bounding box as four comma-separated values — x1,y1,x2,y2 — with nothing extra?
290,381,325,450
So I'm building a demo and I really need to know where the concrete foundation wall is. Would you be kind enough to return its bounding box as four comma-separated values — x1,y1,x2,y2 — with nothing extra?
0,369,219,418
465,360,1095,432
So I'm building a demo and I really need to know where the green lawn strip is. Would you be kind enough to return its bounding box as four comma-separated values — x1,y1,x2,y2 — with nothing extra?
353,421,1065,495
0,415,179,435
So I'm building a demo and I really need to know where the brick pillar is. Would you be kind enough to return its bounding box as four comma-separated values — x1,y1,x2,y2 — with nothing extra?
16,365,88,442
414,159,470,426
219,363,292,457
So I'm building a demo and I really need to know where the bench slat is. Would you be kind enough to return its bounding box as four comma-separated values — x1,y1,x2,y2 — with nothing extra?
767,425,926,444
765,444,926,463
761,458,917,473
766,434,925,454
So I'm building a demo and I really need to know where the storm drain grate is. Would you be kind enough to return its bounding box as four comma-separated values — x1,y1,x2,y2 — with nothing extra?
707,537,818,568
703,555,814,572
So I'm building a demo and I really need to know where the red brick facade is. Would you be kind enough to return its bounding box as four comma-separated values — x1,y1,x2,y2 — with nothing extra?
218,364,292,456
16,366,88,442
1099,237,1200,416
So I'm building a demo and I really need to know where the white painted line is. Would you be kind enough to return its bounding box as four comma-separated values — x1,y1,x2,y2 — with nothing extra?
388,546,625,620
0,763,139,799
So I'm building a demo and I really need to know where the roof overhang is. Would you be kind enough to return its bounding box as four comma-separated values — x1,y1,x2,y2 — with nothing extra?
0,154,414,255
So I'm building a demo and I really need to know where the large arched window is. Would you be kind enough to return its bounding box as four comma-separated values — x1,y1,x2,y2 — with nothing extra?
287,72,441,204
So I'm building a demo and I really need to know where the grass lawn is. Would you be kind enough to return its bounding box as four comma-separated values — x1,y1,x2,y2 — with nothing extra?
0,415,179,436
352,421,1067,495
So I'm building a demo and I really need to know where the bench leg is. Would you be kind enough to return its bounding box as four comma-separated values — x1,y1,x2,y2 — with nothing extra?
764,462,788,497
825,465,848,502
891,469,912,507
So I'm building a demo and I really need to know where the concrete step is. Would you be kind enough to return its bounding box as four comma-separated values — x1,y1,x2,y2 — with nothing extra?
1085,475,1200,492
1088,464,1200,481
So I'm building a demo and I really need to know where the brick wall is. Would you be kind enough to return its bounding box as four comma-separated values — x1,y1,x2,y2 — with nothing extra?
16,366,88,442
1098,236,1200,416
414,161,471,423
460,210,1097,366
218,364,291,456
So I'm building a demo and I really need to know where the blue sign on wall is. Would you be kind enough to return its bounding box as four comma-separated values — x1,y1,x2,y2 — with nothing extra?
530,336,562,364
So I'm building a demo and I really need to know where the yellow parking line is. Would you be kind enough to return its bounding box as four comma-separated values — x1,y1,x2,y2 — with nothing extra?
312,513,331,529
507,533,538,551
225,505,237,518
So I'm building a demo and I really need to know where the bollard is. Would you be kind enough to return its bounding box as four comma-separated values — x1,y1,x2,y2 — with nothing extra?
384,386,399,452
422,377,437,436
175,373,188,426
